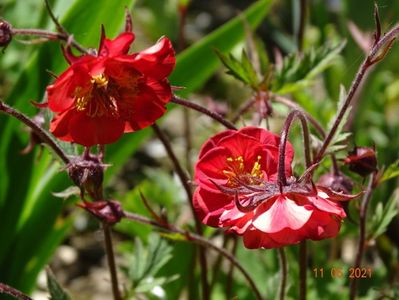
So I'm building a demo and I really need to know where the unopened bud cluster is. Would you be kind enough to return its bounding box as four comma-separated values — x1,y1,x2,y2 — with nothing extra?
0,20,12,48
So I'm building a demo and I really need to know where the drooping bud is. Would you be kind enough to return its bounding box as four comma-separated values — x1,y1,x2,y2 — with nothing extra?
0,20,12,48
68,155,104,200
318,172,353,194
344,146,378,177
79,200,124,224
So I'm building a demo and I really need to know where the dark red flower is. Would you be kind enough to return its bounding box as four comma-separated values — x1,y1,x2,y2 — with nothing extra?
46,28,175,146
193,127,355,249
344,146,378,177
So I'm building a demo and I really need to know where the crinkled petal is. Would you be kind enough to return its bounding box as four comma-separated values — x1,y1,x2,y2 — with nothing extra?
193,188,232,227
198,130,236,159
131,37,175,80
253,195,312,233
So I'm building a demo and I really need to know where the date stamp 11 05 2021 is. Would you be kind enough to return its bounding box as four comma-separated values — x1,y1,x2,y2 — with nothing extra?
312,267,373,279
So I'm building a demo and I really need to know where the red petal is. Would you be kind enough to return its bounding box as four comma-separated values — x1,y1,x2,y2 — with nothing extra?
50,110,74,142
194,146,232,193
68,112,125,146
252,195,312,233
120,81,170,131
131,37,175,80
193,188,232,227
198,129,236,159
243,229,285,249
99,31,135,57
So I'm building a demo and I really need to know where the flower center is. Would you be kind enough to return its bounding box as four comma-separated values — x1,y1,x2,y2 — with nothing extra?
223,155,263,187
74,73,118,118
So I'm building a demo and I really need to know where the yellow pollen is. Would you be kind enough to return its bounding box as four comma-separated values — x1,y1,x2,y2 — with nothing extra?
75,96,89,111
251,155,263,178
91,74,108,87
223,155,263,186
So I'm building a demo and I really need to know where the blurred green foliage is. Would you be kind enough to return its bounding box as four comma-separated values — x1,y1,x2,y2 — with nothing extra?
1,0,399,299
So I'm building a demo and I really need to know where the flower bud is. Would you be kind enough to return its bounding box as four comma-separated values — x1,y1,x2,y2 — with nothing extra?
318,172,353,194
344,147,377,177
68,156,104,200
0,20,12,48
79,200,124,224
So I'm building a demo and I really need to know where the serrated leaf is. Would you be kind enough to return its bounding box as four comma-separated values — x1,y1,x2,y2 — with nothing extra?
272,41,346,93
128,234,174,286
380,160,399,183
369,189,399,240
215,49,258,89
46,268,71,300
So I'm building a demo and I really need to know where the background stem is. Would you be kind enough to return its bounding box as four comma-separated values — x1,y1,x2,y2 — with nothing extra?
102,224,121,300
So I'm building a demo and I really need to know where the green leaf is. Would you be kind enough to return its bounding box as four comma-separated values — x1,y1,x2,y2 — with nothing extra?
215,49,259,89
124,234,176,296
46,268,71,300
380,160,399,183
272,41,346,94
369,189,399,240
0,0,136,293
324,85,352,155
169,0,273,95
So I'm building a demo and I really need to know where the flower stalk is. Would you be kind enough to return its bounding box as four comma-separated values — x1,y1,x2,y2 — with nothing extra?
151,123,210,300
278,247,287,300
349,172,377,300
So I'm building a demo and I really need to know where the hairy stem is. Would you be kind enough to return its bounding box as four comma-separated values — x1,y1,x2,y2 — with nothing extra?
0,101,70,164
349,172,376,300
0,283,32,300
103,224,121,300
299,241,307,300
278,248,287,300
151,124,210,300
314,23,399,164
278,110,311,186
123,211,263,300
171,95,237,130
11,28,88,54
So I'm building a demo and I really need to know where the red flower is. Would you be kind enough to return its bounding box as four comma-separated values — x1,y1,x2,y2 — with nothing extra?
46,28,175,146
193,127,354,249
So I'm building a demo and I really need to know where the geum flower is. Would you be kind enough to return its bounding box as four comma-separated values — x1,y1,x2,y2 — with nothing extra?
193,127,358,249
46,27,175,146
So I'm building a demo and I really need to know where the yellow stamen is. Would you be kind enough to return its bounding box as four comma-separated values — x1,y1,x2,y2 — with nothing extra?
91,73,108,87
75,96,89,111
222,155,263,186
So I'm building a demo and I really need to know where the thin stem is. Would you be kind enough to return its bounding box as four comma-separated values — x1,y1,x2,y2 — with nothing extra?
231,98,257,124
314,23,399,164
270,94,325,138
171,95,237,130
278,248,287,300
122,211,263,300
278,110,311,186
151,124,210,300
349,172,376,300
0,283,32,300
0,101,70,164
225,237,238,300
102,224,121,300
210,235,230,291
12,28,88,54
299,241,307,300
271,92,341,175
297,0,307,52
